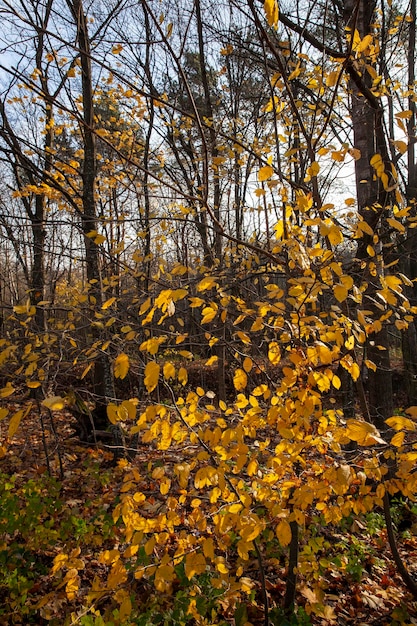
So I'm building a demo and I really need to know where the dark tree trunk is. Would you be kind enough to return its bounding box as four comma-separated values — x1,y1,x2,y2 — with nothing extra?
66,0,118,439
403,0,417,405
343,0,393,430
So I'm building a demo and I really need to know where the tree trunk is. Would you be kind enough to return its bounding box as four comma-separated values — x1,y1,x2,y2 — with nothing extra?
403,0,417,405
343,0,393,430
67,0,117,436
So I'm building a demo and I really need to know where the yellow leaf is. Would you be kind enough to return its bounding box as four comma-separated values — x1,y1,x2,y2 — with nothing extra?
202,538,215,560
81,362,94,380
370,153,383,169
140,336,166,355
239,577,254,593
154,564,175,592
258,165,274,182
185,552,206,579
395,110,412,119
99,549,120,565
241,523,261,543
94,233,106,244
237,331,251,345
179,350,193,359
139,297,151,315
133,492,146,504
216,561,228,574
243,357,253,373
144,361,160,393
102,297,117,310
357,220,374,237
237,539,252,560
349,148,361,160
197,277,218,292
345,419,386,446
107,561,127,590
276,519,292,546
163,362,176,380
94,128,109,138
340,356,360,381
357,310,367,326
0,408,8,420
178,366,188,386
316,343,334,365
189,298,205,309
251,317,264,331
42,396,65,410
201,305,218,324
334,284,347,303
327,225,343,247
0,383,15,398
385,275,403,291
355,33,373,53
309,161,320,177
264,0,279,28
160,477,171,495
64,569,80,600
8,409,24,438
364,359,377,372
144,536,156,556
121,400,136,420
376,484,385,499
350,363,360,381
386,416,416,431
268,341,281,364
52,553,68,574
345,335,354,350
332,150,345,162
236,393,248,408
119,595,132,621
13,304,30,314
27,381,41,388
114,353,129,379
233,368,248,391
107,404,119,425
332,374,341,390
326,70,339,87
391,431,405,447
393,140,408,155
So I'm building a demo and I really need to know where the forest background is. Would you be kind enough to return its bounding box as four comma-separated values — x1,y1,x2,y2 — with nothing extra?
1,0,417,624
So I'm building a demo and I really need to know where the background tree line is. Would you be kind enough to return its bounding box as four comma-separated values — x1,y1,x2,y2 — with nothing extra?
0,0,415,422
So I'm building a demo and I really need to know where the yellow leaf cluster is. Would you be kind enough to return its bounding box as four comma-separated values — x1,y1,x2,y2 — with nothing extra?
144,361,161,392
107,400,136,424
114,353,130,379
264,0,279,28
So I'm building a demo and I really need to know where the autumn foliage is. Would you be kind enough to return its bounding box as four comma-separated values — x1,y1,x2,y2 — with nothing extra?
1,0,417,624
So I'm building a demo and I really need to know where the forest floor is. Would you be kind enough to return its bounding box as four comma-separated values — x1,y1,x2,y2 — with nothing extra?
1,393,417,625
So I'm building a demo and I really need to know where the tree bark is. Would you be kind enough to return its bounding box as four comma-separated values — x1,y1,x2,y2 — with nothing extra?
66,0,117,433
343,0,393,430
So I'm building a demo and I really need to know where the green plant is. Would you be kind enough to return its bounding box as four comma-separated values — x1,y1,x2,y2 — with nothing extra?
269,606,313,626
333,535,375,583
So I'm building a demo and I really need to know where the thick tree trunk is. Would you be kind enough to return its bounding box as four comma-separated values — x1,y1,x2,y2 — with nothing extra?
67,0,117,440
343,0,393,430
403,0,417,405
30,197,46,330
